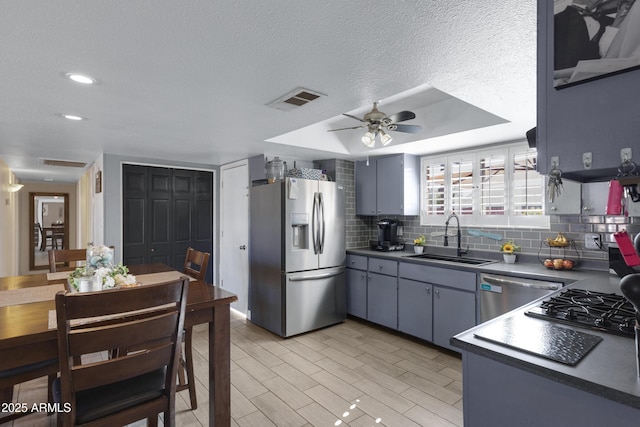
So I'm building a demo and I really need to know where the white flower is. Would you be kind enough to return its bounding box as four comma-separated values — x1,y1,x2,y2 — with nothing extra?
123,274,137,285
94,267,112,277
102,276,115,289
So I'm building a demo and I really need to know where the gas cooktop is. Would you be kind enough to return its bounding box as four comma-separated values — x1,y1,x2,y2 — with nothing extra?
525,289,636,338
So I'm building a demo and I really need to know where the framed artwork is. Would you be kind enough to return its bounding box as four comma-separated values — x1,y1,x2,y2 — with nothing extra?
554,0,640,89
95,170,102,193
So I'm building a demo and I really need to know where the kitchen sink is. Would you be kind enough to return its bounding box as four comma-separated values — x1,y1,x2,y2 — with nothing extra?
405,253,494,265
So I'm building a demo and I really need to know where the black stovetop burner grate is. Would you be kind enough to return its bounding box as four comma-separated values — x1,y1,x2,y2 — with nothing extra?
525,289,636,338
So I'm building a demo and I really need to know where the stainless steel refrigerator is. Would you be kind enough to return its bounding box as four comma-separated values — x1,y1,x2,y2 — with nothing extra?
249,177,346,337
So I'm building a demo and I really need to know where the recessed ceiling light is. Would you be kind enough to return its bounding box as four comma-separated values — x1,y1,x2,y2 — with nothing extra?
62,114,84,121
66,73,95,84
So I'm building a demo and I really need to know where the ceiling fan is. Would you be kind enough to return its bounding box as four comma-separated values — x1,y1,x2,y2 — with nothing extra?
327,101,422,147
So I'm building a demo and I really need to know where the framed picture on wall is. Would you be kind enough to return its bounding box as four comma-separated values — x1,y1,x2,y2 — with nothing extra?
554,0,640,89
95,170,102,193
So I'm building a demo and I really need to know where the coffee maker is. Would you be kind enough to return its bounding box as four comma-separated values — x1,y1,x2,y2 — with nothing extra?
372,219,403,251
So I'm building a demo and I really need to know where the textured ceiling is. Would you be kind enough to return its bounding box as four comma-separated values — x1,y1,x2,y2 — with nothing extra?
0,1,537,183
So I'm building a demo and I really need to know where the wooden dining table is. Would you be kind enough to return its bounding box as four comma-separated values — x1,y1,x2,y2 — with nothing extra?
0,263,237,426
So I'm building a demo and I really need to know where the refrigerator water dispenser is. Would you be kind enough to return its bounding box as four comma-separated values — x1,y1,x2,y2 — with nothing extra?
291,213,309,249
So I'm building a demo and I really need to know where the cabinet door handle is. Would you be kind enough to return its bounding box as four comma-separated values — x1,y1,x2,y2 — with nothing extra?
425,286,430,292
378,265,383,270
550,206,557,211
434,289,440,295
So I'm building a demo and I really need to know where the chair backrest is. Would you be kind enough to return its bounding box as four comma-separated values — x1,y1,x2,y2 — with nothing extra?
55,278,189,426
51,223,65,236
183,247,210,281
48,249,87,273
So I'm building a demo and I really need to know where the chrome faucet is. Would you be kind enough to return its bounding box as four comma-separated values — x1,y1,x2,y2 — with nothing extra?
444,212,468,257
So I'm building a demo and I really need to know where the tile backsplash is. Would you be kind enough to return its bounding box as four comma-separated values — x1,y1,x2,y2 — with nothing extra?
332,159,640,271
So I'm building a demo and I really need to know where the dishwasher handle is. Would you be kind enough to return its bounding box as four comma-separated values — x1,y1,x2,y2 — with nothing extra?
481,275,560,291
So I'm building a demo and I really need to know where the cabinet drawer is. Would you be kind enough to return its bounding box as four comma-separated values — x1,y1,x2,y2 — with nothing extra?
368,257,398,276
346,254,367,270
399,262,475,292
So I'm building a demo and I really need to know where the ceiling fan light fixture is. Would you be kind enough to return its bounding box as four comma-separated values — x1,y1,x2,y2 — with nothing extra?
361,131,376,147
65,73,96,85
380,130,393,146
61,114,84,121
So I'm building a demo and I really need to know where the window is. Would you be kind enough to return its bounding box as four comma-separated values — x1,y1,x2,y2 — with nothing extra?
420,143,548,228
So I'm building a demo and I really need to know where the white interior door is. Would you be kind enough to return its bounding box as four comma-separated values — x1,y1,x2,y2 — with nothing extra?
220,161,249,314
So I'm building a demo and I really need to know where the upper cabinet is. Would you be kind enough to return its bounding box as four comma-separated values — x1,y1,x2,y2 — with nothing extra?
355,154,420,216
545,179,581,215
581,181,609,215
536,0,640,182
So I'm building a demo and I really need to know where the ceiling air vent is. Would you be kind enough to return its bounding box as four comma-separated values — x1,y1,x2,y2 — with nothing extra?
40,158,88,168
267,87,325,111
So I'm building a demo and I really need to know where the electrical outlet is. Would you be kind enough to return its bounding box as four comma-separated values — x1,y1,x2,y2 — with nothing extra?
585,233,602,250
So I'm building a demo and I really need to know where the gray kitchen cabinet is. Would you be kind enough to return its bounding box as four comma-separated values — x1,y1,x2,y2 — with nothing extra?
355,160,377,215
545,179,581,215
581,181,608,215
536,0,640,181
355,154,419,216
398,262,476,352
398,278,433,342
433,285,475,351
346,254,367,318
366,257,398,329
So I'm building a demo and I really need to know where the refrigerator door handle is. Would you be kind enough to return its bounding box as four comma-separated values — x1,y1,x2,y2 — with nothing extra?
311,192,319,254
288,269,345,281
319,192,325,254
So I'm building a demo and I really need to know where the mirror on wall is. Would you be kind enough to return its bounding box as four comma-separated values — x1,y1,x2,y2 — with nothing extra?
29,192,69,270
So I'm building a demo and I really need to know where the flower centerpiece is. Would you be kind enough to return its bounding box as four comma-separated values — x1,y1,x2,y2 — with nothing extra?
68,245,137,292
499,240,521,264
69,263,137,292
413,235,427,254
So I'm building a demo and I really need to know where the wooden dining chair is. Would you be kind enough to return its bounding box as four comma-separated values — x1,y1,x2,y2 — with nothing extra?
0,352,58,424
177,247,210,410
38,223,54,251
53,278,189,427
48,249,87,273
52,223,65,249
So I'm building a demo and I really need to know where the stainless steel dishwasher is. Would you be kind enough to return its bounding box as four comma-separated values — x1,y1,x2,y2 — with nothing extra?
478,273,562,323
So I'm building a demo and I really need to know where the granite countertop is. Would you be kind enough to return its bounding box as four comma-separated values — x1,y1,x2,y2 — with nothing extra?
348,247,640,408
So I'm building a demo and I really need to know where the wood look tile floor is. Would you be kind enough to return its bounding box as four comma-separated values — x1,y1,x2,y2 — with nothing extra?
8,311,463,426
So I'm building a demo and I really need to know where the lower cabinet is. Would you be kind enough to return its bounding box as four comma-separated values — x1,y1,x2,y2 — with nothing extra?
346,268,367,319
398,278,433,341
398,278,476,351
432,285,476,351
367,272,398,329
345,254,477,352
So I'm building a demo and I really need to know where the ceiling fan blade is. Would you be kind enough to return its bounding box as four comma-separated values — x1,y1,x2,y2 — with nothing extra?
387,111,416,123
327,125,367,132
393,124,422,134
343,113,367,122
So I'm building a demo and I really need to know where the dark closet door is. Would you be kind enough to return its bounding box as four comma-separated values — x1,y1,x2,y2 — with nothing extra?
123,165,213,283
